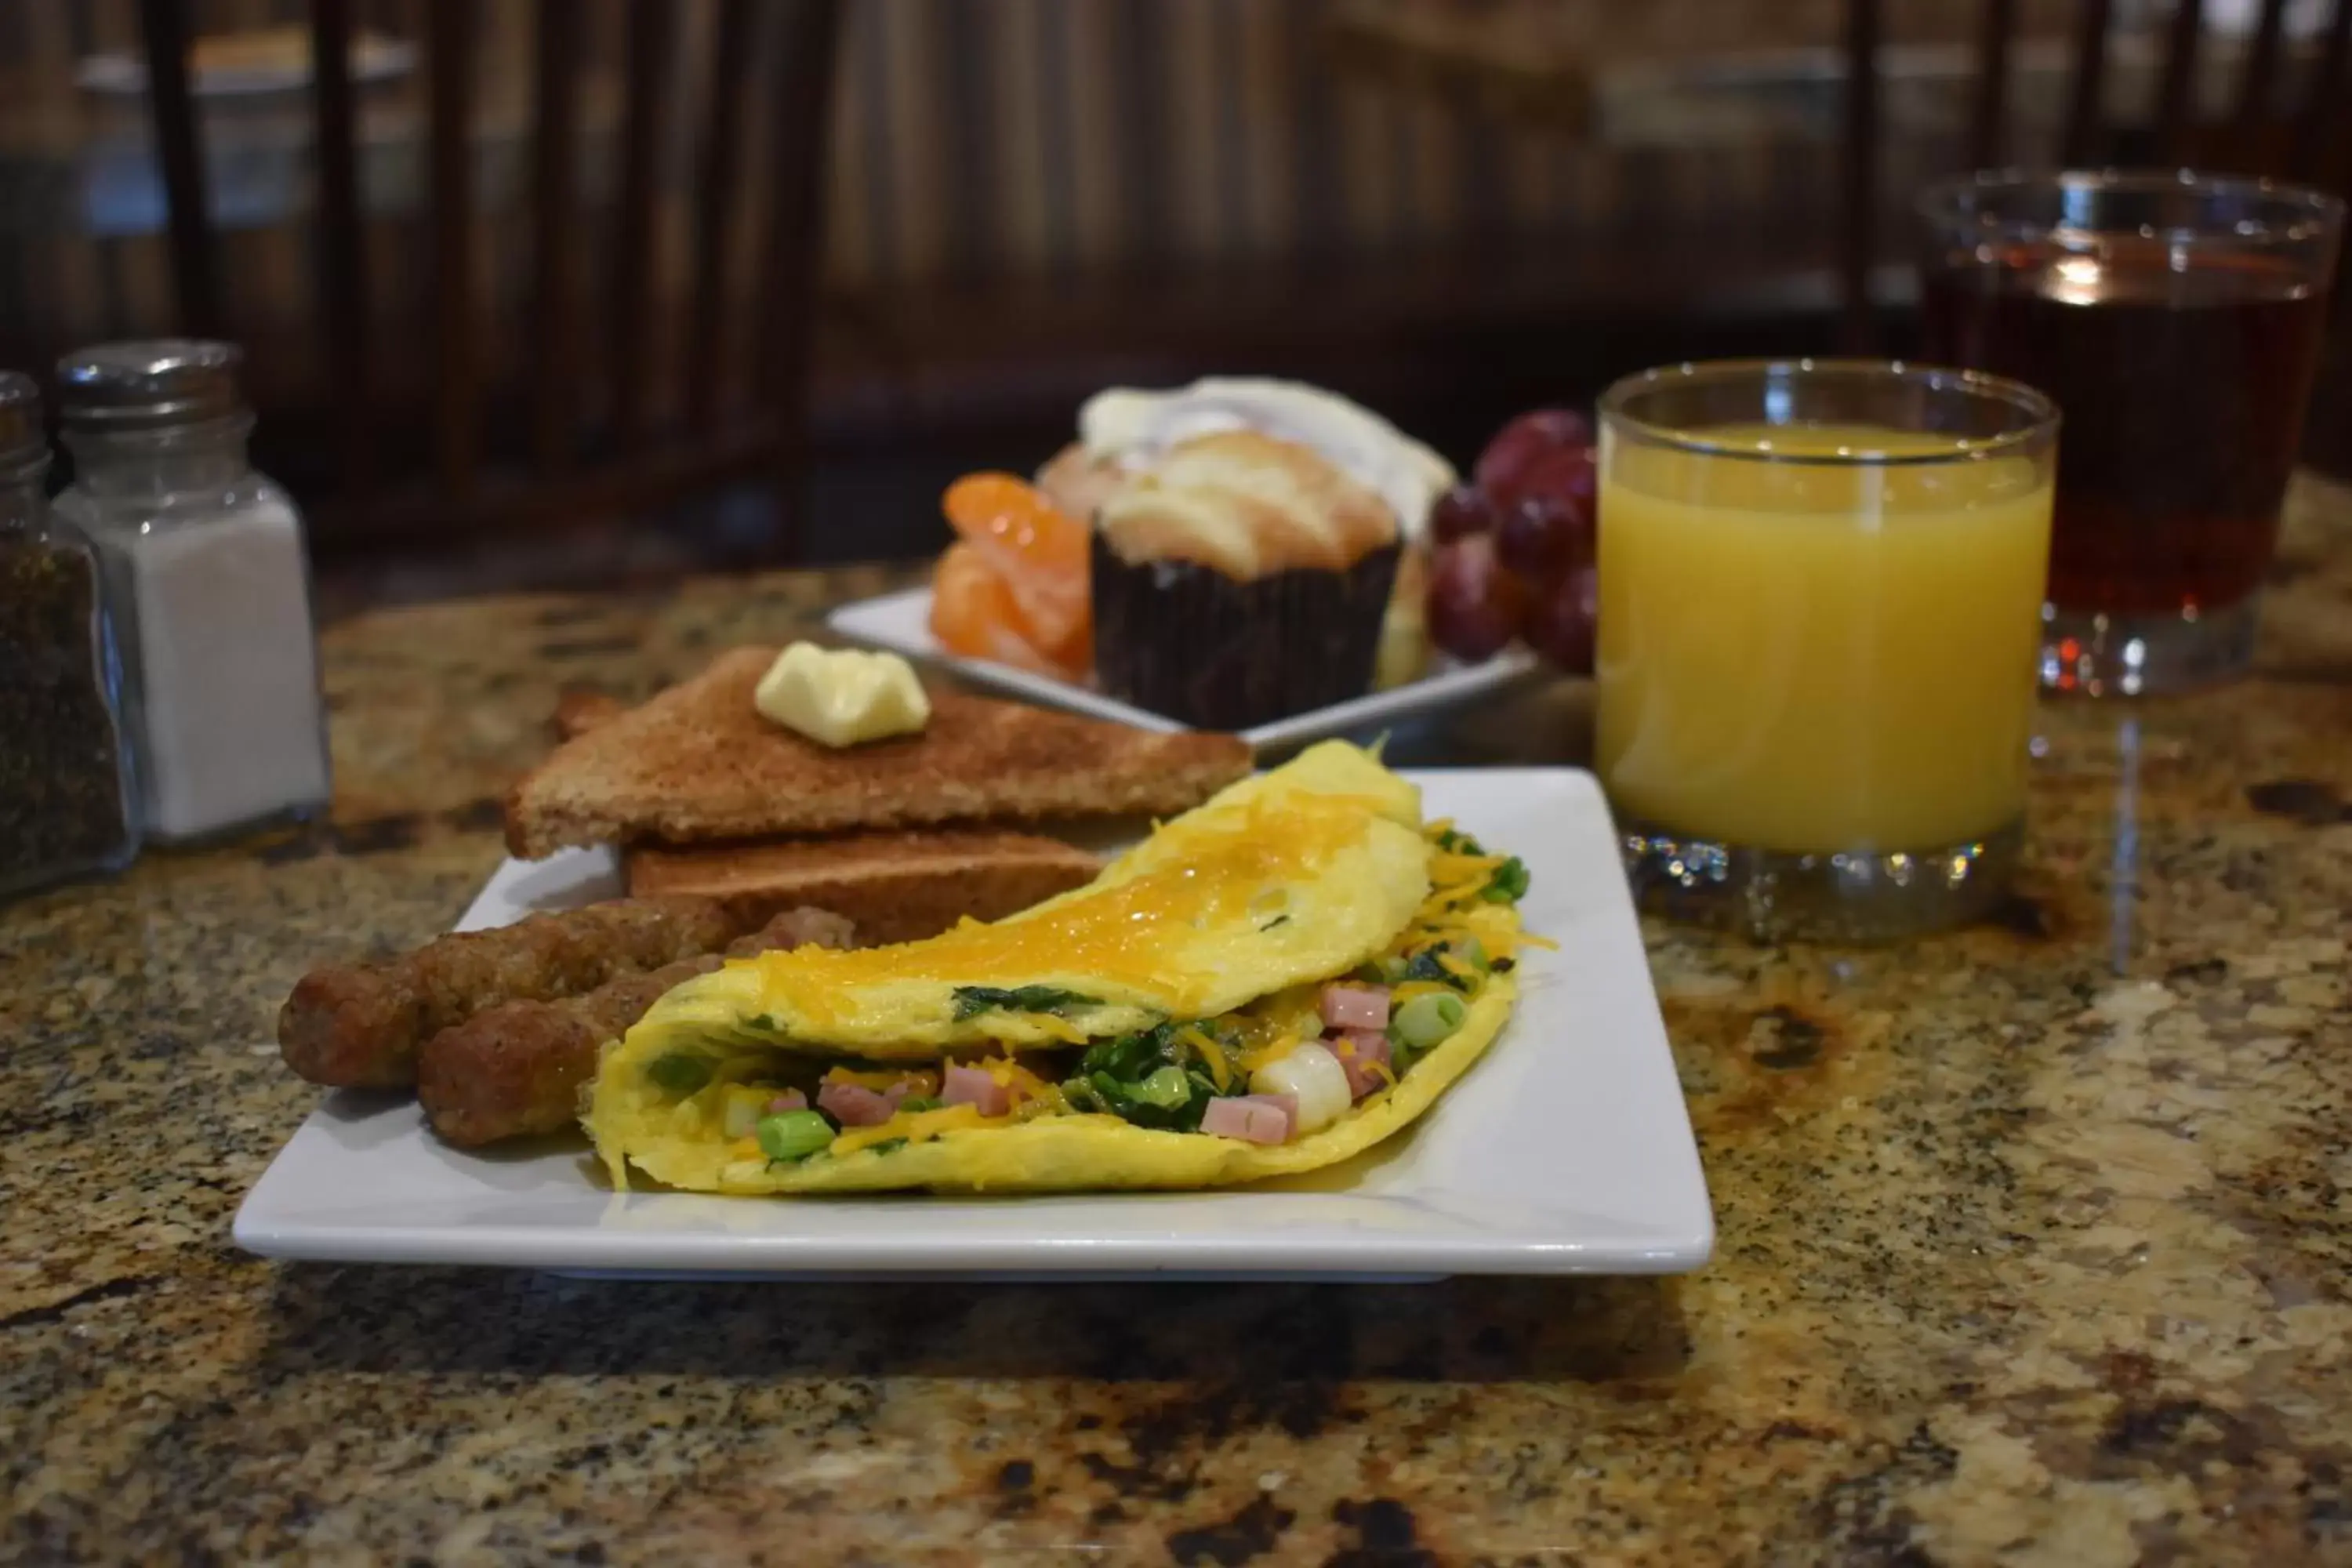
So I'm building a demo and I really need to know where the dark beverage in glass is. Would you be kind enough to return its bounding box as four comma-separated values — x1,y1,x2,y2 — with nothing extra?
1918,171,2343,695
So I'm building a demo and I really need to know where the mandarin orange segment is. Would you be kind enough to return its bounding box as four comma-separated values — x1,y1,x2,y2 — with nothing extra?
929,542,1071,678
939,472,1093,674
943,473,1090,579
1002,572,1090,671
931,541,1014,653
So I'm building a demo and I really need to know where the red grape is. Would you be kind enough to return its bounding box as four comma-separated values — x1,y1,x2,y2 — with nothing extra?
1428,483,1497,544
1523,564,1598,673
1512,444,1597,517
1494,494,1591,583
1474,408,1592,503
1425,535,1526,662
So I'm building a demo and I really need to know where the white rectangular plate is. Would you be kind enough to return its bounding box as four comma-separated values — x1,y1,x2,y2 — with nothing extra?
235,769,1712,1279
826,585,1541,750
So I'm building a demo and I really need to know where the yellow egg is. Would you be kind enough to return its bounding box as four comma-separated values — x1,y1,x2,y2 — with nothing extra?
583,739,1525,1196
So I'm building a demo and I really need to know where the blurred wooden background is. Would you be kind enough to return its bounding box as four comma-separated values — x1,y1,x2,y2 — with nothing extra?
2,0,2347,593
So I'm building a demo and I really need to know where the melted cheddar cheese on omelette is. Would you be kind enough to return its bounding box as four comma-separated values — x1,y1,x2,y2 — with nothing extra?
586,741,1535,1194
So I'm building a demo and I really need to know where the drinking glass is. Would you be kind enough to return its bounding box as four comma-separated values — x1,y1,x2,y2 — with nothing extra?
1596,359,2058,942
1918,169,2344,695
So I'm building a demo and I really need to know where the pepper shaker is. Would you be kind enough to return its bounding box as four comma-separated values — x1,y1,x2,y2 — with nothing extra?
53,341,332,844
0,370,141,898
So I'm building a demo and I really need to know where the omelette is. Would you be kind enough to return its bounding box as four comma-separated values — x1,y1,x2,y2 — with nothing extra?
586,741,1534,1194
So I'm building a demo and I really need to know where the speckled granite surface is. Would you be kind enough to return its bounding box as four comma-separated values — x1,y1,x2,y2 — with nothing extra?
6,487,2350,1566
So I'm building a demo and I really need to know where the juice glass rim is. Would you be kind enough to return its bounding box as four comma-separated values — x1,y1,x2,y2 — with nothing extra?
1916,166,2346,249
1596,358,2060,469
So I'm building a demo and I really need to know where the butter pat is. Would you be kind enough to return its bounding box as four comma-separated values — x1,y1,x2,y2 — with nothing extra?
753,642,931,747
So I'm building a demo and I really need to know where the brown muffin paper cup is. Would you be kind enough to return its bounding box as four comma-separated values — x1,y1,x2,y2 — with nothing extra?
1090,534,1403,730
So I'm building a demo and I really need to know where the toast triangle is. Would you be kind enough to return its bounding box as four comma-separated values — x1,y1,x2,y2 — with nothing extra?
504,647,1253,858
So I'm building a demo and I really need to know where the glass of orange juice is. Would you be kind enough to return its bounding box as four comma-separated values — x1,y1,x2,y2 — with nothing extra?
1595,360,2059,941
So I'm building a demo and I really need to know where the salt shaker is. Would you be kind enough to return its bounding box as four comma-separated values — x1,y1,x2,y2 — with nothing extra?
0,371,140,898
53,341,332,844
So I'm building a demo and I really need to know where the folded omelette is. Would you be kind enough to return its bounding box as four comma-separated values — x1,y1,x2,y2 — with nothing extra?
586,740,1534,1194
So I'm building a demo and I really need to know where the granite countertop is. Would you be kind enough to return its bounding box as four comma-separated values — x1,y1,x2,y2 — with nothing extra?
6,488,2351,1565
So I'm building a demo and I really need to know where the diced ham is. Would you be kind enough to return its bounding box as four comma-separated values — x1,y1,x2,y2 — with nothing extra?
941,1063,1011,1116
1200,1092,1298,1145
764,1090,808,1113
1329,1029,1392,1100
1320,982,1392,1032
816,1081,897,1126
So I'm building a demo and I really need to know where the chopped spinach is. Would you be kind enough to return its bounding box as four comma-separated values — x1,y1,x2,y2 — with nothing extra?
949,984,1101,1022
1399,939,1494,992
896,1095,942,1113
1080,1023,1170,1081
865,1138,909,1156
1063,1022,1218,1131
1259,914,1291,931
1399,947,1464,990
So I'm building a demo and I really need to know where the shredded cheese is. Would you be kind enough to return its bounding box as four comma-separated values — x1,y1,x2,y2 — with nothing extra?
1238,1029,1301,1073
831,1102,995,1156
1018,1014,1091,1045
981,1056,1069,1112
822,1065,936,1092
1173,1025,1232,1091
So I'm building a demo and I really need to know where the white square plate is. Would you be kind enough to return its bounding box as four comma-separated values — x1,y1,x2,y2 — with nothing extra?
826,585,1541,751
234,769,1711,1279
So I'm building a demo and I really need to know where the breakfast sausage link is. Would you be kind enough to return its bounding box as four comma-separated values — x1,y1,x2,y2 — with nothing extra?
417,906,857,1147
277,896,743,1089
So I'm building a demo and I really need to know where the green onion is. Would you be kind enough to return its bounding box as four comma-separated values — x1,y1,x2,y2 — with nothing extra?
646,1053,713,1095
896,1095,942,1113
1131,1064,1192,1109
756,1109,835,1162
1390,991,1468,1053
1482,856,1530,903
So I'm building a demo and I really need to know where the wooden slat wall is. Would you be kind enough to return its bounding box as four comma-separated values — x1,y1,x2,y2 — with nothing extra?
136,0,221,336
310,0,372,493
526,0,583,474
9,0,2348,376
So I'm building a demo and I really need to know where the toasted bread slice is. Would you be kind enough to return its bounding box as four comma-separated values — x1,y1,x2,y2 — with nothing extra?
551,687,628,741
504,647,1253,858
626,828,1102,946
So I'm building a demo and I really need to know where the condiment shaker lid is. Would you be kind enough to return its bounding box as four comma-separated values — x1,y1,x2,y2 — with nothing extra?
0,371,44,473
55,340,246,431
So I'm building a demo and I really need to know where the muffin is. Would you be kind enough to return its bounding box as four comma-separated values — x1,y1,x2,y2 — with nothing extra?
1087,429,1403,729
1039,378,1453,705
